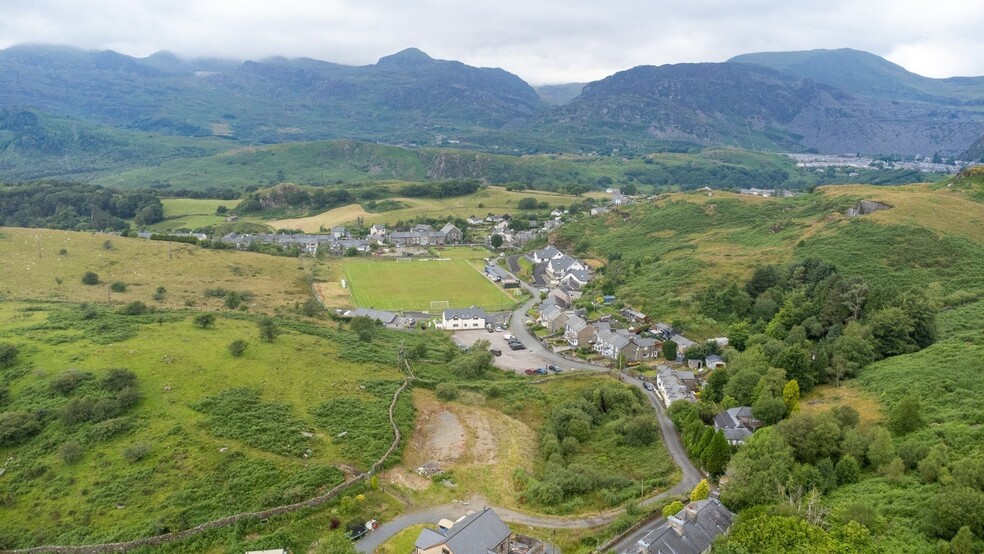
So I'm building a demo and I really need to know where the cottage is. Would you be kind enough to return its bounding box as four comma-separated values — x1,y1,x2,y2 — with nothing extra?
595,329,632,360
330,226,347,239
414,507,512,554
714,406,762,445
625,336,658,361
467,216,484,226
636,498,735,554
670,334,697,353
655,366,696,408
564,315,595,347
441,307,487,330
561,268,591,288
590,207,610,216
531,245,562,263
543,308,570,333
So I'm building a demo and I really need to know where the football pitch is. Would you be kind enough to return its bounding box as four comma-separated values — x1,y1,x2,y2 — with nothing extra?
341,258,520,311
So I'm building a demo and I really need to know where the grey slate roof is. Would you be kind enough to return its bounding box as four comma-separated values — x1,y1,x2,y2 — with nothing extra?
639,498,735,554
713,406,760,443
563,268,591,283
706,354,725,365
670,334,697,349
533,245,560,261
548,255,578,274
443,307,487,320
349,308,397,324
414,508,511,554
566,315,589,332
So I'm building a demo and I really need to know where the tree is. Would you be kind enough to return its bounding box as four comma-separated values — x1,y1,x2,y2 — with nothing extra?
866,427,896,469
623,416,660,446
776,412,842,464
0,411,41,446
193,313,216,329
752,395,786,425
836,455,860,485
228,339,249,357
517,197,538,210
312,531,359,554
782,380,800,413
662,500,685,518
869,307,916,358
690,479,710,501
81,271,100,285
59,440,83,464
344,246,359,257
662,339,678,361
841,281,868,321
302,298,322,317
889,395,924,435
110,281,127,293
490,234,503,249
950,526,976,554
435,382,459,401
258,317,279,342
703,431,731,476
721,427,795,509
119,301,148,315
350,315,379,342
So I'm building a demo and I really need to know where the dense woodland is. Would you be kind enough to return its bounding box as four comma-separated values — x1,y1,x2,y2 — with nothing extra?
0,182,164,230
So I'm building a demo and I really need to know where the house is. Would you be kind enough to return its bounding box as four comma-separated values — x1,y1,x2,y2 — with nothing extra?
467,216,484,226
531,245,562,263
654,322,674,338
595,329,632,360
612,194,632,205
548,288,571,309
546,255,586,283
543,307,570,333
345,308,397,325
705,355,726,370
413,224,435,233
564,315,595,347
606,187,621,195
670,334,697,353
590,206,610,216
441,307,487,330
414,507,512,554
330,226,347,239
636,498,735,554
624,336,658,362
439,223,464,244
561,268,591,288
714,406,763,445
655,366,696,408
485,265,519,288
622,308,649,324
369,223,387,239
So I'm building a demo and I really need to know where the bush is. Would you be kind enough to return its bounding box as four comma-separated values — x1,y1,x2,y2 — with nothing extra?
193,313,216,329
258,317,279,342
50,370,88,395
153,286,167,301
0,411,41,446
102,368,137,392
110,281,127,293
118,301,149,315
662,500,685,518
123,442,151,463
59,440,83,464
435,383,459,401
81,271,100,285
0,343,19,368
228,339,249,357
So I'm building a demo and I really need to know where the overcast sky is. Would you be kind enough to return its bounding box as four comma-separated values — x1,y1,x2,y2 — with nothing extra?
2,0,983,85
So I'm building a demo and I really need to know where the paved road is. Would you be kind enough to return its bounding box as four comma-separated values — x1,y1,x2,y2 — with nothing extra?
506,254,522,273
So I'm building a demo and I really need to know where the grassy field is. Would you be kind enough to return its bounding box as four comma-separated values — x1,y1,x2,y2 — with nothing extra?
269,186,605,232
341,258,518,311
147,198,245,232
0,227,310,313
0,302,419,546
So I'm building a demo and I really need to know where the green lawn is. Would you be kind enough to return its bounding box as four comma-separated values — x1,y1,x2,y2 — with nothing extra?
148,198,244,232
341,258,518,311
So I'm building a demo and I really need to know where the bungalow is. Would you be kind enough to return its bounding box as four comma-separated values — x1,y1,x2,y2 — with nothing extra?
670,334,697,353
705,355,726,370
441,307,487,330
414,507,512,554
713,406,762,445
636,498,735,554
564,315,595,347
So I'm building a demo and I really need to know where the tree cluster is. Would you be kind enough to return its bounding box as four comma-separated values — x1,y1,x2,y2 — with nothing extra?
0,182,164,230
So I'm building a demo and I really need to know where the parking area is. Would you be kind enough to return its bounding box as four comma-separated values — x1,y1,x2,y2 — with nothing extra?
450,330,555,374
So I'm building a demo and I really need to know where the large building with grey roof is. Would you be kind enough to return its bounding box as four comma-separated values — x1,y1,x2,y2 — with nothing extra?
414,507,511,554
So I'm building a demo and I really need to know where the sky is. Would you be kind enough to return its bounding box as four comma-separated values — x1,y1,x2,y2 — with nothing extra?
2,0,983,85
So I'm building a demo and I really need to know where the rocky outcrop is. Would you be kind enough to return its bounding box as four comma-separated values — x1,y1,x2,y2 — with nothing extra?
845,200,892,217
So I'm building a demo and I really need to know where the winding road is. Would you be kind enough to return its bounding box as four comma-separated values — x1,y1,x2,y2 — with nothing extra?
357,265,702,553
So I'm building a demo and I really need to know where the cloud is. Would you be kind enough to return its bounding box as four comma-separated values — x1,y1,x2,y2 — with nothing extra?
0,0,982,83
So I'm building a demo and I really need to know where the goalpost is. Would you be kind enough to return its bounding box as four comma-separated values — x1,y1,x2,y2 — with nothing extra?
395,257,412,263
429,300,450,311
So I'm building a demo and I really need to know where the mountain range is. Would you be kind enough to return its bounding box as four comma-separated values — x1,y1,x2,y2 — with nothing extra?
2,43,983,176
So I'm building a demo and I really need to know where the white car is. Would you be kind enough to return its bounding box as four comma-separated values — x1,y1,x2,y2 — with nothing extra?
503,333,516,341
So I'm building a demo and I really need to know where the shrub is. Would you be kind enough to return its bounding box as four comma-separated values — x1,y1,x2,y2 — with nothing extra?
123,442,151,463
153,286,167,302
81,271,99,285
228,339,249,357
50,370,88,395
690,479,711,501
0,343,20,368
110,281,127,293
118,301,149,315
0,411,41,446
258,317,279,342
59,440,83,464
435,383,459,401
102,368,137,392
193,313,216,329
662,500,685,518
102,240,113,250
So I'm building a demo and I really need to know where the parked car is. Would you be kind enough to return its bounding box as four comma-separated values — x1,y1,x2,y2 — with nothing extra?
643,382,655,392
486,324,494,333
535,368,548,375
503,334,516,341
494,324,503,332
509,342,525,351
524,369,536,375
489,348,502,356
547,365,562,372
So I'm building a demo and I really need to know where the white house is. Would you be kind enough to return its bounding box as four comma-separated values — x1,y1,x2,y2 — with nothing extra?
531,245,563,263
441,307,487,330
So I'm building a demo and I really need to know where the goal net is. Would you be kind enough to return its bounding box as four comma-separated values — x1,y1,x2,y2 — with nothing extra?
430,300,450,310
395,257,412,263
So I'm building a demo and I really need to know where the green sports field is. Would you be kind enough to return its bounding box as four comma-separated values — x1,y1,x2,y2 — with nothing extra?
341,258,519,311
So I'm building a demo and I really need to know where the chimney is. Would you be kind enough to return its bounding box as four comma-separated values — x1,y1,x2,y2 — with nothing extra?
685,503,699,523
667,515,686,537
